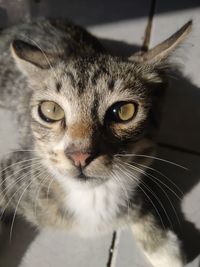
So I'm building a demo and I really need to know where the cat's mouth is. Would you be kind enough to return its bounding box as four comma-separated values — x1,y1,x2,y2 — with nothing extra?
76,171,90,181
75,170,106,182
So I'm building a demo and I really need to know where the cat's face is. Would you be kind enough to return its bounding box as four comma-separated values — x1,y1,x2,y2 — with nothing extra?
10,18,191,190
10,37,172,188
27,55,163,186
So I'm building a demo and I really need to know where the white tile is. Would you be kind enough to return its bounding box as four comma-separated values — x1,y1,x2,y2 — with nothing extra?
89,17,148,46
20,230,112,267
88,17,149,59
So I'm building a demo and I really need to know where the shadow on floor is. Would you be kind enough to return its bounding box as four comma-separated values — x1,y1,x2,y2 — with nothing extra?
0,216,37,267
151,146,200,263
147,70,200,263
30,0,200,26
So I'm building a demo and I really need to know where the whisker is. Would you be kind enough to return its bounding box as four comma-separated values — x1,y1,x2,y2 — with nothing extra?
132,162,184,196
34,172,51,218
111,170,131,216
9,168,47,241
123,162,181,227
0,163,43,219
115,163,165,230
0,160,42,196
0,149,37,156
123,161,182,201
115,163,166,231
0,157,40,177
115,154,188,170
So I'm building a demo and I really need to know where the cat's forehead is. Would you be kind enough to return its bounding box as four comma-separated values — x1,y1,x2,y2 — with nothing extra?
52,56,146,97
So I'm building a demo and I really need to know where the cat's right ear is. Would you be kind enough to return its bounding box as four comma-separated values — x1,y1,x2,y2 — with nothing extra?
11,40,57,76
129,20,192,64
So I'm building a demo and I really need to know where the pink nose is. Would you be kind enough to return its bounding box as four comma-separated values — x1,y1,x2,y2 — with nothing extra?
69,152,91,167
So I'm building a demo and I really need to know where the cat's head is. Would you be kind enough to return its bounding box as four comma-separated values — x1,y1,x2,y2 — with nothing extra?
11,21,191,187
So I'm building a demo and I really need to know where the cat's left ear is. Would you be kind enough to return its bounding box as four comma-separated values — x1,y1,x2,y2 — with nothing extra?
129,20,192,64
11,40,58,76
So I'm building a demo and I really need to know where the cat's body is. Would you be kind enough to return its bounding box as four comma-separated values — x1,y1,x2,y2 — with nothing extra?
0,18,192,266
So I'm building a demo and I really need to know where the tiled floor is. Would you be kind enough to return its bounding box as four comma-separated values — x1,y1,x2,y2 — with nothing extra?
0,0,200,266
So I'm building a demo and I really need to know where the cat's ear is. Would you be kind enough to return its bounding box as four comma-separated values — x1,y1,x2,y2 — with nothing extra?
11,40,57,76
129,20,192,64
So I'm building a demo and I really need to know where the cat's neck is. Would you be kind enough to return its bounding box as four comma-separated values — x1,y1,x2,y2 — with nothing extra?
61,176,131,236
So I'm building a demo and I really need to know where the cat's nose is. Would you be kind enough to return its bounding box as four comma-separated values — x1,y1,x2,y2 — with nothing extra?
69,152,91,168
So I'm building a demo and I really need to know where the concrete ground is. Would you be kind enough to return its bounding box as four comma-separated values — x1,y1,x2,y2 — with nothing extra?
0,0,200,266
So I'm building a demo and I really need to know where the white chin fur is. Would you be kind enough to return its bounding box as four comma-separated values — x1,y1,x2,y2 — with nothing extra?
44,159,141,236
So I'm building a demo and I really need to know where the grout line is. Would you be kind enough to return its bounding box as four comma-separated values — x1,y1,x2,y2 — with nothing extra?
141,0,156,52
158,142,200,157
106,231,120,267
106,231,117,267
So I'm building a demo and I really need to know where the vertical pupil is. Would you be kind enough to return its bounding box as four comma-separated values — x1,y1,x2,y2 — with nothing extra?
119,106,124,116
53,105,56,113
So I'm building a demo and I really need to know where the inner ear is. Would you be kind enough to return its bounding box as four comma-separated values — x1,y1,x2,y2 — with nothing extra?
11,39,57,69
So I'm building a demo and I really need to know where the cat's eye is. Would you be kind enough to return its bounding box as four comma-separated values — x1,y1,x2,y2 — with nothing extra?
38,101,65,123
106,102,137,123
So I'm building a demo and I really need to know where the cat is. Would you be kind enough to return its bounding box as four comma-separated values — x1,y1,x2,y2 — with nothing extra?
0,18,192,267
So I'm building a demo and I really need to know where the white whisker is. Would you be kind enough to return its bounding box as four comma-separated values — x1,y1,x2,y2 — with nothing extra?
0,161,42,198
123,162,181,227
132,162,184,196
0,157,40,177
111,170,131,216
0,163,43,219
9,167,47,241
115,154,188,170
116,162,168,230
34,171,51,218
123,161,182,201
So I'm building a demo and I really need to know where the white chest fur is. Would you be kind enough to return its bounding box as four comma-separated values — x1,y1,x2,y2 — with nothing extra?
63,179,128,236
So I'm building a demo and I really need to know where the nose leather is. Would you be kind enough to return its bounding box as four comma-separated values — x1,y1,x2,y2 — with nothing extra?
69,152,91,167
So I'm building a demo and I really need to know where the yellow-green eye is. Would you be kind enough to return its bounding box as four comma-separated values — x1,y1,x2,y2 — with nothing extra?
106,102,137,123
38,101,64,123
118,103,135,121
